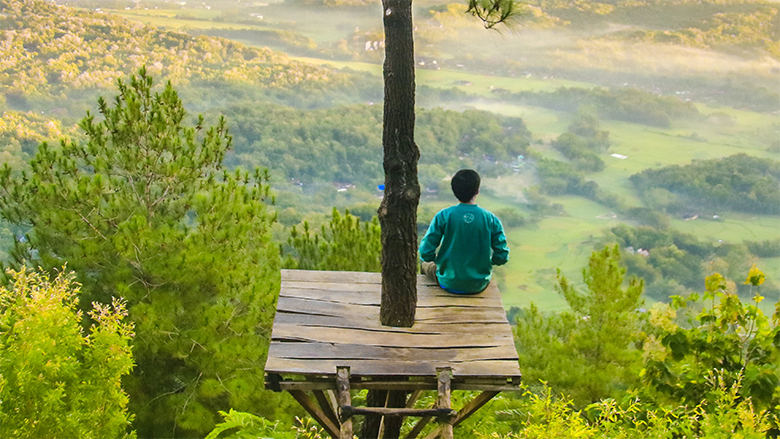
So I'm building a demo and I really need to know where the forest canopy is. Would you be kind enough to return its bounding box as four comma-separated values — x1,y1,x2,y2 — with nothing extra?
630,154,780,215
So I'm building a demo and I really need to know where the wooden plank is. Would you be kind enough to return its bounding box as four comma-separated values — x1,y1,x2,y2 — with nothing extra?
282,269,381,284
283,281,382,293
271,314,517,335
265,358,522,378
276,297,507,322
270,324,513,348
281,278,501,300
276,296,379,317
288,390,340,438
280,288,498,307
269,342,519,363
282,270,483,291
341,406,455,418
275,381,521,392
281,288,381,305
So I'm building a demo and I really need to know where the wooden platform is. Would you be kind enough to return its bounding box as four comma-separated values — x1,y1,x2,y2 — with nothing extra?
265,269,521,439
266,269,521,385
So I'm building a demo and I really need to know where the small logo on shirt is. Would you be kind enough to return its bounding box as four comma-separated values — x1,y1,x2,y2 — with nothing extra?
463,213,475,224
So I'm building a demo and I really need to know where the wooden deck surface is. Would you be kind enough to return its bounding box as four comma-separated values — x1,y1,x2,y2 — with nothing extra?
265,270,521,380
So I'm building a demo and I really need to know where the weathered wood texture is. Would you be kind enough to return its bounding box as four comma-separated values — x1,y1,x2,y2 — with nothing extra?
378,0,420,328
266,270,521,380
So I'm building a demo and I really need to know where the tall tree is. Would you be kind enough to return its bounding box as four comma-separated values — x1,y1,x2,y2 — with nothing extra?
373,3,517,438
377,0,518,329
378,0,420,328
0,69,282,437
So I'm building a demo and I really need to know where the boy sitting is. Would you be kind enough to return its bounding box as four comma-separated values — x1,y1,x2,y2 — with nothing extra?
420,169,510,294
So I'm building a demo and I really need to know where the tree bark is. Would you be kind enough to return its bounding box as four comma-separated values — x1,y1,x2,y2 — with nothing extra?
378,0,419,328
380,390,409,439
359,389,387,439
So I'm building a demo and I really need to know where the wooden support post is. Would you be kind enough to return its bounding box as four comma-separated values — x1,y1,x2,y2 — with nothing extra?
314,390,339,431
404,415,432,439
289,390,340,439
436,367,453,439
341,406,455,418
403,390,433,439
452,391,500,428
406,390,423,408
337,366,352,439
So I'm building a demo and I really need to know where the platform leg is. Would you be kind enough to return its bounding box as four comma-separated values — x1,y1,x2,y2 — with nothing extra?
314,390,339,430
452,391,500,427
289,390,340,439
337,366,352,439
436,367,453,439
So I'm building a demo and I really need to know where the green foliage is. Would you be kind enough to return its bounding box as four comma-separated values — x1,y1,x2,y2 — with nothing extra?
472,379,773,439
535,159,624,209
745,239,780,258
494,207,528,228
606,224,769,297
205,409,290,439
0,267,135,438
515,246,645,406
551,112,610,173
631,154,780,215
641,268,780,415
283,208,381,272
219,103,530,189
206,412,328,439
0,69,281,437
466,0,518,29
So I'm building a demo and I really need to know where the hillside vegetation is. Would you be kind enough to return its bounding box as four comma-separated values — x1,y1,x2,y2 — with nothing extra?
0,0,779,434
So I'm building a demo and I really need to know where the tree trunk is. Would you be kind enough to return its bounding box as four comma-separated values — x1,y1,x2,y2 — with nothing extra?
380,390,409,439
378,0,419,328
359,389,387,439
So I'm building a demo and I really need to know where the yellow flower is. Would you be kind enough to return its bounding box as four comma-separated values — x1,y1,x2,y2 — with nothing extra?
743,264,765,287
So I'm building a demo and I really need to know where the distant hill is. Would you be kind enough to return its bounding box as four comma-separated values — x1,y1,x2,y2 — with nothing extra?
527,0,780,59
0,0,349,101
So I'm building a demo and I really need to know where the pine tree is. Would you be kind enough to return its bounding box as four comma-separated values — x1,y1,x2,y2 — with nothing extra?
0,68,281,437
514,246,645,406
284,208,381,272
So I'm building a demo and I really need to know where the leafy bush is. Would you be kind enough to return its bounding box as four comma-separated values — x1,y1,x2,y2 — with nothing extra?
641,268,780,415
0,268,135,439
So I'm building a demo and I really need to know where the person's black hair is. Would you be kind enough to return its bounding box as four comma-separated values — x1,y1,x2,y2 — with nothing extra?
451,169,480,203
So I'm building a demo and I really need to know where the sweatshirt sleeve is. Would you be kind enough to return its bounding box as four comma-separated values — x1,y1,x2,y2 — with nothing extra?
419,212,444,262
490,215,510,266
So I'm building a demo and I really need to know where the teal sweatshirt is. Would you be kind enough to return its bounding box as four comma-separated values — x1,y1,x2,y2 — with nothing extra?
419,203,509,293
